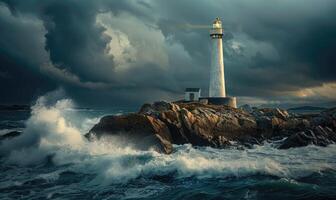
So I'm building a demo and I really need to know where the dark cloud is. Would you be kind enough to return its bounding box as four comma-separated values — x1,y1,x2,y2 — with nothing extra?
154,0,336,94
0,0,335,107
0,53,56,104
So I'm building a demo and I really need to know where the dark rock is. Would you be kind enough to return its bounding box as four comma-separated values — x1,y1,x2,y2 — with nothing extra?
279,130,316,149
88,102,336,154
87,114,173,154
256,108,289,120
139,101,180,117
279,125,336,149
240,104,253,113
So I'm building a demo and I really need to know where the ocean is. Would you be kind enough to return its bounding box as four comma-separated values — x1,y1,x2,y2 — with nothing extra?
0,96,336,200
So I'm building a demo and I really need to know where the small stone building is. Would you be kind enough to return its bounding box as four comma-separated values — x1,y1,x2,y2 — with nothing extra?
185,88,201,102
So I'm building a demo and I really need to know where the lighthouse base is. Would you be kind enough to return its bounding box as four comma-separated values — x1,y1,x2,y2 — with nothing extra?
200,97,237,108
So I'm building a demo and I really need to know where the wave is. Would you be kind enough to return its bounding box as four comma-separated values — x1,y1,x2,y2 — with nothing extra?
0,128,23,136
0,90,335,185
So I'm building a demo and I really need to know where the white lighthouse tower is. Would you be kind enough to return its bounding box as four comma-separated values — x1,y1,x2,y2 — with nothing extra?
183,17,237,107
206,17,237,108
209,17,226,97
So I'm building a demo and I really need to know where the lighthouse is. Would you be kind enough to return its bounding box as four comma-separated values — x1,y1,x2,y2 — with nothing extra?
209,17,226,97
204,17,237,108
184,17,237,108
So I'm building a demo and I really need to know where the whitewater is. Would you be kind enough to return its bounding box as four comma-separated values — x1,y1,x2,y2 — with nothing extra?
0,92,336,199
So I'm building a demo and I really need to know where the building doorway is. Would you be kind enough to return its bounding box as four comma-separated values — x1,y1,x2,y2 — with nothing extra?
189,93,195,101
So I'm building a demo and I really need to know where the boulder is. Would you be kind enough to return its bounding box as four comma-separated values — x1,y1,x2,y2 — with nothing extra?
87,114,173,154
255,116,285,137
279,126,336,149
240,104,253,113
257,108,289,120
139,101,180,117
279,130,317,149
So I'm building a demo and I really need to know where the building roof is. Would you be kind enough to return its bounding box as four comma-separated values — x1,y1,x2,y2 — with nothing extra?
185,88,201,92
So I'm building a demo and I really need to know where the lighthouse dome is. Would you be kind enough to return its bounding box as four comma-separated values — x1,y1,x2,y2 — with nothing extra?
213,17,222,28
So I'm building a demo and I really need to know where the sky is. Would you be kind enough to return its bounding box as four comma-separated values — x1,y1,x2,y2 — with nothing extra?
0,0,335,108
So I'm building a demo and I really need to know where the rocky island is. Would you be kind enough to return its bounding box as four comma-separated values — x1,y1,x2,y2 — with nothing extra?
85,17,336,154
86,102,336,154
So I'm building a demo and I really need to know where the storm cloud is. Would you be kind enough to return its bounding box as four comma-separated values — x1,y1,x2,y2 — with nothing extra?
0,0,335,107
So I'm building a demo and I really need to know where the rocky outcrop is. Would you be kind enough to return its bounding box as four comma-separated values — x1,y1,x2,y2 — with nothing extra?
279,126,336,149
87,102,336,153
87,113,173,154
140,102,260,147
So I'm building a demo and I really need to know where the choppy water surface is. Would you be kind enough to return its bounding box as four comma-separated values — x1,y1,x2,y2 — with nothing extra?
0,95,336,200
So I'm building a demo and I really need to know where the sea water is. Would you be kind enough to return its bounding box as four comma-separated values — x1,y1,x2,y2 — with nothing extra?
0,94,336,200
